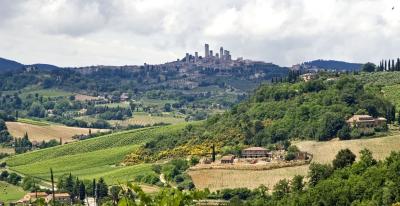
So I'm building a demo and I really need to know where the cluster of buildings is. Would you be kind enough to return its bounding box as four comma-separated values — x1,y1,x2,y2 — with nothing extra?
185,44,233,63
219,147,308,164
15,192,71,205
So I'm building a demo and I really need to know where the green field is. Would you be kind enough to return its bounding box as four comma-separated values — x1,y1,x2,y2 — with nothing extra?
20,88,74,98
6,123,188,184
382,84,400,108
17,118,51,126
0,181,25,203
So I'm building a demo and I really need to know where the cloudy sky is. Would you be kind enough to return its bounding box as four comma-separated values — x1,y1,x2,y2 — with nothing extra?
0,0,399,67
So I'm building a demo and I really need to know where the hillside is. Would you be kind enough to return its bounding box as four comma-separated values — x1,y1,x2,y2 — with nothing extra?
0,58,23,72
6,123,188,184
299,59,362,71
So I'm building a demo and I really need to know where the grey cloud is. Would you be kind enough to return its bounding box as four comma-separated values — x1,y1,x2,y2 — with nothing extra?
0,0,399,67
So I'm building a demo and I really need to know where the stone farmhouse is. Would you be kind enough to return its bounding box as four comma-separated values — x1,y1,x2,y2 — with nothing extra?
346,115,387,129
241,147,270,158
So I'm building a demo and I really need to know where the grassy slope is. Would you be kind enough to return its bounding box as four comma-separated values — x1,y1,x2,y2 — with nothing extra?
0,181,25,203
7,123,188,184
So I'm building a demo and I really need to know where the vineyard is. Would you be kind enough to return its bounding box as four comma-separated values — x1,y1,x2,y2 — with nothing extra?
6,123,189,183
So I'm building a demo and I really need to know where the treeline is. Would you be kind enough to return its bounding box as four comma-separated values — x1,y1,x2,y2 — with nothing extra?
86,105,132,120
377,58,400,71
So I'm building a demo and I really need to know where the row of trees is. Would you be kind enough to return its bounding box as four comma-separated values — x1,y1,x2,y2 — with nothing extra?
362,58,400,72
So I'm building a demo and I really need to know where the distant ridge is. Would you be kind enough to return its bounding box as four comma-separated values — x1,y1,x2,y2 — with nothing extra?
299,59,362,71
0,57,60,72
0,57,24,72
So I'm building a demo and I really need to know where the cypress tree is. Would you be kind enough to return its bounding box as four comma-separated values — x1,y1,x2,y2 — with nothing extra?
397,58,400,71
385,60,387,70
79,181,86,202
50,168,55,206
388,60,391,71
65,173,74,195
392,59,395,71
92,179,96,203
73,177,80,201
211,144,216,162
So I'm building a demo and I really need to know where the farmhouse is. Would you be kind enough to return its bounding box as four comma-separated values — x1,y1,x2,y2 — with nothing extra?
241,147,270,158
220,155,235,164
300,73,317,82
346,115,387,128
45,193,71,204
17,192,48,204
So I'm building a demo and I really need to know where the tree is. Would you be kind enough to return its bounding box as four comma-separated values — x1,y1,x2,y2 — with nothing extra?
332,149,356,169
28,102,46,118
110,185,121,206
273,179,290,200
50,168,55,206
290,175,304,193
361,62,376,72
96,177,108,200
211,144,216,162
337,125,351,140
308,163,333,186
79,181,86,202
164,103,172,112
65,173,74,195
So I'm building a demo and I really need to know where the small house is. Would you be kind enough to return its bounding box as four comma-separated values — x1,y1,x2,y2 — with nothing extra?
300,73,317,82
220,155,235,164
242,147,270,158
346,115,387,129
45,193,71,204
120,93,129,102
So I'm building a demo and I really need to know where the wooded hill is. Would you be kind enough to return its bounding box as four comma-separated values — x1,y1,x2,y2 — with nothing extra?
123,73,396,164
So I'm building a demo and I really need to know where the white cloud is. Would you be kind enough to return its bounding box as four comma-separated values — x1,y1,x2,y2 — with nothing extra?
0,0,399,67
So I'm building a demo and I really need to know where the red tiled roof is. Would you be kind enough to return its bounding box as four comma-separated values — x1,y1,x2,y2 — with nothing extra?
243,147,268,151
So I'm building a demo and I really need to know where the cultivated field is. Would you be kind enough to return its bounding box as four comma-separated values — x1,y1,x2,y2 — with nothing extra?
6,124,188,185
189,165,309,191
75,94,103,101
189,135,400,191
109,114,185,126
0,181,25,203
0,147,14,154
6,122,107,143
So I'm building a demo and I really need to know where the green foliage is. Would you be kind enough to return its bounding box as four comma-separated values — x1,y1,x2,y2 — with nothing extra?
204,76,393,146
308,163,333,187
27,102,46,118
332,149,356,169
361,62,376,72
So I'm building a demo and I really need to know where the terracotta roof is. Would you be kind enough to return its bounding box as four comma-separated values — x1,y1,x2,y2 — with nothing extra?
347,115,374,122
347,115,387,123
27,192,48,197
243,147,268,151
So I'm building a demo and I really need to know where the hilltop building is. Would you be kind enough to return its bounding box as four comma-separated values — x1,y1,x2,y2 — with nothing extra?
205,44,209,58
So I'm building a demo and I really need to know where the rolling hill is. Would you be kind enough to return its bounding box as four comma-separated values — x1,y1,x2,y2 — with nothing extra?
0,57,23,72
6,123,188,184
